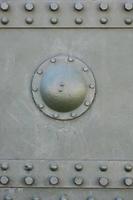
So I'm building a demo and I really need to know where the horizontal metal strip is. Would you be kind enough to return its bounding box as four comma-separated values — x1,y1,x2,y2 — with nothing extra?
0,160,133,188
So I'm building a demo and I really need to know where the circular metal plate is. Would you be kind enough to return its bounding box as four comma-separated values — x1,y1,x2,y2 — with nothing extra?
31,55,96,120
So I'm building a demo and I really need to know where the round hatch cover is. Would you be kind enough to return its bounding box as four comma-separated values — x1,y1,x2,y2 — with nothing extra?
31,55,96,120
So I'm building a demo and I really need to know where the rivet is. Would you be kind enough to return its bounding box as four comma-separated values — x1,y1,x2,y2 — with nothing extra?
0,176,9,185
0,2,9,11
124,2,133,11
32,197,40,200
68,57,74,62
84,101,90,107
50,17,58,24
32,86,38,92
71,113,77,118
50,57,56,63
100,17,108,24
24,163,33,171
25,16,33,24
49,176,59,185
37,69,43,75
114,197,123,200
99,164,108,172
49,163,58,171
83,66,88,72
87,197,95,200
52,113,59,119
4,195,13,200
99,2,109,11
1,16,9,25
49,2,59,11
1,162,9,170
74,2,84,11
25,2,34,11
124,18,132,25
123,177,133,186
98,177,109,187
75,17,83,25
38,104,44,110
24,176,34,185
73,176,84,186
74,163,83,171
60,194,69,200
124,163,133,172
89,84,95,89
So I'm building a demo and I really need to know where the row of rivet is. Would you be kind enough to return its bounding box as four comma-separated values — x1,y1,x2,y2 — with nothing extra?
0,16,132,25
2,194,125,200
0,2,133,12
0,175,133,187
0,162,132,172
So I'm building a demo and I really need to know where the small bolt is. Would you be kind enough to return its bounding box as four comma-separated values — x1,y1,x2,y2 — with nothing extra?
123,177,133,186
124,18,132,25
1,16,9,25
24,163,33,171
99,2,109,11
50,17,58,25
25,17,33,24
1,162,9,170
38,104,44,110
25,2,34,11
24,176,34,185
84,101,90,107
99,164,108,172
74,163,83,171
83,66,88,72
60,194,69,200
124,163,133,172
100,17,108,24
0,176,9,185
73,176,84,186
0,2,9,11
4,195,13,200
74,2,84,11
49,2,59,11
49,176,59,185
52,113,59,119
75,17,83,25
98,177,109,187
124,2,133,11
49,163,58,171
37,69,43,75
50,57,56,63
87,197,95,200
68,57,74,62
71,113,77,118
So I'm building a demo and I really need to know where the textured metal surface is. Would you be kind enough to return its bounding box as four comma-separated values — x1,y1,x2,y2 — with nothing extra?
0,0,133,28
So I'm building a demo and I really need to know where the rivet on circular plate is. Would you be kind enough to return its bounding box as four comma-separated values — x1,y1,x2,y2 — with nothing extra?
114,197,123,200
74,2,84,11
83,66,88,72
74,163,83,171
49,176,59,185
4,195,13,200
52,113,59,119
1,16,9,25
0,176,9,185
100,17,108,24
123,177,133,186
37,69,43,75
124,163,133,172
0,2,9,11
124,2,133,11
99,2,109,11
98,177,109,187
49,2,59,11
60,194,69,200
124,18,132,25
25,16,33,24
50,17,58,24
49,163,58,171
24,163,33,171
73,176,84,186
87,196,95,200
99,164,108,172
84,101,90,107
25,2,34,11
75,17,83,25
24,176,34,185
50,57,56,63
1,162,9,170
38,104,44,110
68,57,74,62
71,113,77,118
89,84,95,89
32,86,38,92
32,197,40,200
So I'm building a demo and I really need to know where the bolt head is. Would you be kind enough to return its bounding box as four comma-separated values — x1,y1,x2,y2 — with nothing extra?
25,2,34,11
74,163,83,171
0,2,9,11
68,57,74,62
49,2,59,11
73,176,84,186
49,176,59,185
124,2,133,11
83,66,88,72
0,176,9,185
50,57,56,63
99,2,109,11
24,176,34,185
1,16,9,25
75,17,83,25
123,177,133,186
74,2,84,11
124,163,133,172
98,177,109,187
49,163,58,171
